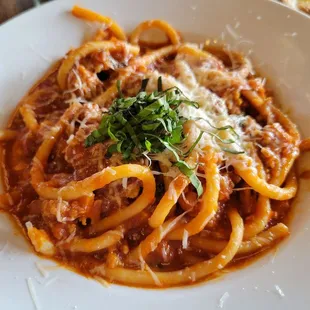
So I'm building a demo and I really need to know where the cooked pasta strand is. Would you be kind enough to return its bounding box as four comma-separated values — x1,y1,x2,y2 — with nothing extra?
168,150,220,239
19,105,39,132
190,223,289,256
57,41,139,89
232,155,297,200
0,129,17,141
130,19,180,45
1,10,302,288
92,208,243,287
72,5,126,40
148,174,189,228
65,227,124,253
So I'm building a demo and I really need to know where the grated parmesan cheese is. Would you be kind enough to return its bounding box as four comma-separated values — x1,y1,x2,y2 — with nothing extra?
190,272,196,282
284,32,297,37
182,229,189,249
151,168,180,179
151,170,162,176
282,0,297,9
226,24,240,40
122,178,128,189
72,68,84,94
35,262,49,278
0,241,8,253
65,97,89,105
6,193,14,206
63,229,76,244
25,221,33,229
274,284,285,298
145,264,162,287
26,278,41,310
56,197,68,223
94,275,110,288
28,44,51,63
44,276,58,287
160,210,190,239
232,187,252,191
66,134,75,144
218,292,230,308
105,167,116,175
167,184,178,202
142,151,152,167
271,247,279,264
108,181,122,208
33,157,44,172
138,245,146,271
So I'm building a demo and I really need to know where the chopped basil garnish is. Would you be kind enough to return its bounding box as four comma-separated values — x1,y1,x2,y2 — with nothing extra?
85,77,203,195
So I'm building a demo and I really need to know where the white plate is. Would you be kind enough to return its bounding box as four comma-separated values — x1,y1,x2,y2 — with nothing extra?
1,0,310,309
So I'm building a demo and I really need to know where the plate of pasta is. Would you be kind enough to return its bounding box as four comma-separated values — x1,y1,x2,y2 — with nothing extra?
1,0,310,309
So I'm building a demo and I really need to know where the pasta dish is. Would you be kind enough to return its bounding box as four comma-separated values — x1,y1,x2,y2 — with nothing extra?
0,6,308,288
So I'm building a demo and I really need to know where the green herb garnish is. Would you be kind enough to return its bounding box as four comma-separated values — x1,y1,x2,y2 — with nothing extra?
193,117,245,155
85,77,203,196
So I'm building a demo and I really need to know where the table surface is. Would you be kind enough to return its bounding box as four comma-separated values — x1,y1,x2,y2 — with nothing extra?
0,0,50,24
0,0,309,25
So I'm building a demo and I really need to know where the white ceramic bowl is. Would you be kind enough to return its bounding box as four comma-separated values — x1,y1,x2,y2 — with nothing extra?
0,0,310,309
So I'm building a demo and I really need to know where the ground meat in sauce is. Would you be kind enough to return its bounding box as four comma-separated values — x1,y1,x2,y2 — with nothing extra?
1,34,296,288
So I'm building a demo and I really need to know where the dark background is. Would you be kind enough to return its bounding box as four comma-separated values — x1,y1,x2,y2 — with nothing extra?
0,0,51,24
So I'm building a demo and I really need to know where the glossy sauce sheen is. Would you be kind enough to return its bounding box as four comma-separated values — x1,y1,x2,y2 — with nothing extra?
1,67,292,287
0,19,296,287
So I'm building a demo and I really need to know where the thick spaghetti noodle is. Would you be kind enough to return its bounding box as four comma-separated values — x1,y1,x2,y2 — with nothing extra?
0,6,304,288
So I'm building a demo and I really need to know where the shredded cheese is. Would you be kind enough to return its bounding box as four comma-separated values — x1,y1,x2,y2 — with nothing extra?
122,178,128,189
26,278,41,310
105,167,116,175
151,170,162,175
94,275,110,288
145,264,162,287
226,24,240,40
142,151,152,167
182,229,189,249
138,245,146,271
274,284,285,298
33,157,44,172
284,32,297,37
218,292,230,308
6,193,14,206
44,277,58,287
0,241,8,253
167,185,178,201
35,262,49,278
190,271,196,282
160,210,189,239
56,197,64,223
108,181,122,207
65,229,76,243
271,247,279,264
67,134,75,144
25,221,33,229
28,44,51,63
72,68,84,94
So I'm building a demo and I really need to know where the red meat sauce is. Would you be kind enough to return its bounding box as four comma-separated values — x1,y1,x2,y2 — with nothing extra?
0,52,293,283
